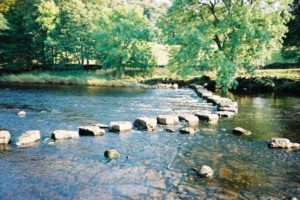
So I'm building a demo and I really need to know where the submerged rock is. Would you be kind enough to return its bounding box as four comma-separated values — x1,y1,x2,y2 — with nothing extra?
134,117,157,131
157,115,179,125
104,149,120,159
180,127,198,134
16,130,41,146
51,130,79,140
232,127,252,136
94,123,109,129
269,138,300,149
198,165,214,178
79,126,105,136
195,112,219,123
18,111,26,117
0,130,11,144
109,121,132,132
178,114,199,125
165,128,177,133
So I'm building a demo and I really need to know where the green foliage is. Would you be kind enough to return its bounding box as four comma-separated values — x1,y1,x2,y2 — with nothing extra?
161,0,293,92
0,14,9,32
95,7,156,77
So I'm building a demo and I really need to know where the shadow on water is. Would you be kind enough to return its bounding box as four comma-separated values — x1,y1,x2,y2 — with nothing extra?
0,84,299,199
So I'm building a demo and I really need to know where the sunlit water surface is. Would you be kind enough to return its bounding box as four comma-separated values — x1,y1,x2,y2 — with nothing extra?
0,84,299,199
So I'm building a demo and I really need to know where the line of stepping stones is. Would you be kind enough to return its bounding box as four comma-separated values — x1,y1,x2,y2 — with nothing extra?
0,84,299,178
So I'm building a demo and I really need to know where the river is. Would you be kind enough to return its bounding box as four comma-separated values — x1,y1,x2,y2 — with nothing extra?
0,84,299,199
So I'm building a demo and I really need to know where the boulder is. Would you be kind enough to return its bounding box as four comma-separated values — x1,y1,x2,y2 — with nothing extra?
0,130,11,144
216,111,235,118
104,149,120,159
134,117,157,131
18,111,26,117
198,165,214,178
232,127,251,135
180,127,198,134
51,130,79,140
94,123,109,129
269,138,300,149
79,126,105,136
178,114,199,125
109,121,132,132
157,115,179,125
195,112,219,123
16,130,41,146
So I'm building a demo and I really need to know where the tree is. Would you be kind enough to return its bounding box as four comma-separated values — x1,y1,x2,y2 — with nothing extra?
0,14,9,32
161,0,292,91
95,7,156,77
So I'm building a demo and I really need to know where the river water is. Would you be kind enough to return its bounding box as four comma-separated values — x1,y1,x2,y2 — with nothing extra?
0,84,299,199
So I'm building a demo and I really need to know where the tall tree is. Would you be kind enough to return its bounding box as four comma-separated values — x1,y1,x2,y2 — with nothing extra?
161,0,292,91
95,7,156,77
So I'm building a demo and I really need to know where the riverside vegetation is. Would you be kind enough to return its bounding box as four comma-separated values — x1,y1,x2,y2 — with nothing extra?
0,0,300,92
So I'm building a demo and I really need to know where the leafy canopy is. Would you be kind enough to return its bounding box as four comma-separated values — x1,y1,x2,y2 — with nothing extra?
161,0,292,91
95,7,156,77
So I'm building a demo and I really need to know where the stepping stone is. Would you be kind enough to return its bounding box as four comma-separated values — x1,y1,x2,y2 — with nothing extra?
178,114,199,125
109,121,132,132
0,130,11,144
157,115,179,125
51,130,79,140
134,117,157,131
16,130,41,146
79,126,105,136
195,112,219,123
269,138,300,149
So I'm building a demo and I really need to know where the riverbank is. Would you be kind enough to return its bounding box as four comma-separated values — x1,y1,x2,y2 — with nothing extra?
0,69,300,94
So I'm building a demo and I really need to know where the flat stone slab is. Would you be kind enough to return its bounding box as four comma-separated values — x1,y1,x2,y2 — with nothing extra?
216,111,235,118
180,127,198,134
195,112,219,123
178,114,199,125
232,127,251,135
79,126,105,136
0,130,11,144
157,115,179,125
109,121,132,132
269,138,300,149
51,130,79,140
134,117,157,131
16,130,41,146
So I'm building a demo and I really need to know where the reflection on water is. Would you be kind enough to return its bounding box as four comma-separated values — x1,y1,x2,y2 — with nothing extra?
0,84,299,199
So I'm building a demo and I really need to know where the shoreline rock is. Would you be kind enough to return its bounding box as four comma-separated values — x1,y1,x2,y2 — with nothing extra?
16,130,41,146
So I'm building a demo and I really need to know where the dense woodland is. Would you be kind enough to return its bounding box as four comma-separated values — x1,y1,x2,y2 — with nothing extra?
0,0,299,91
